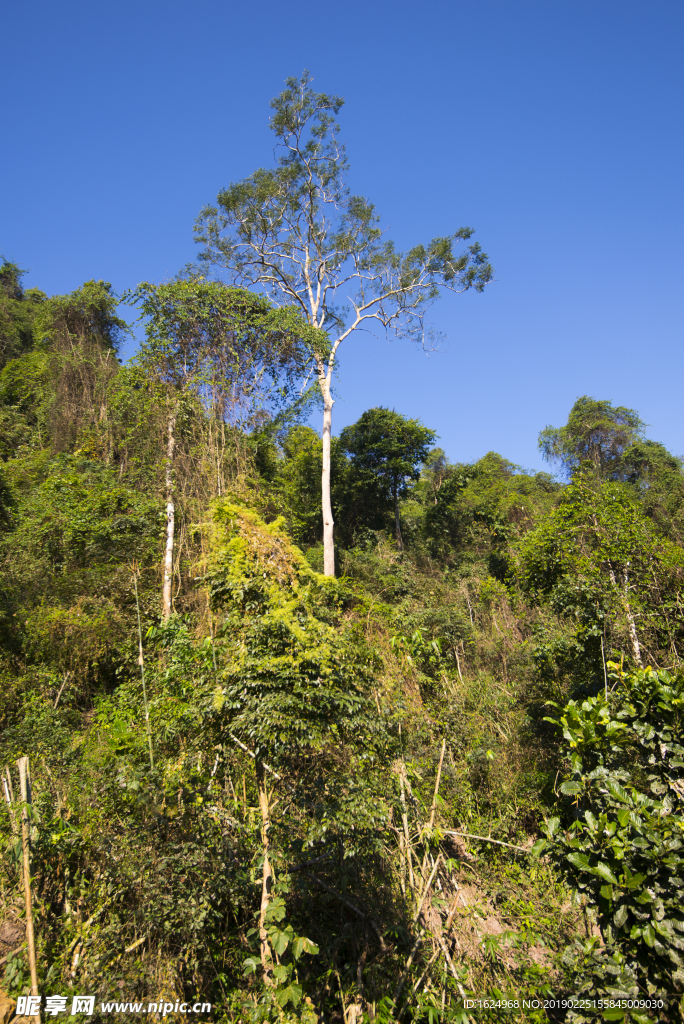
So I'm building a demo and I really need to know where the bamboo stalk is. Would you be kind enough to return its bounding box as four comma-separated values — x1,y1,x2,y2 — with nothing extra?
256,762,274,984
70,940,82,979
398,764,416,892
162,410,177,621
16,757,38,995
412,854,443,926
53,671,71,710
65,875,144,957
453,643,465,686
410,947,440,995
428,740,446,830
3,767,18,837
398,830,407,898
124,935,147,954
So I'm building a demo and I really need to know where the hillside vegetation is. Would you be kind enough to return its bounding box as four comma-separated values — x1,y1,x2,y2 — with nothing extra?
1,259,684,1024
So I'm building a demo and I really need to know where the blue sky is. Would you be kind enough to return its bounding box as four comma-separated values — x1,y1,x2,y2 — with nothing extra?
2,0,682,472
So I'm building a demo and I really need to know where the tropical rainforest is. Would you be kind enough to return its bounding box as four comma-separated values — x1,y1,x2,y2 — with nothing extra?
2,76,684,1024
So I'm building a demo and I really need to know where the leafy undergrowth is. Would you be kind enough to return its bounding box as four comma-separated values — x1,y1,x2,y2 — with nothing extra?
1,310,683,1021
1,508,597,1023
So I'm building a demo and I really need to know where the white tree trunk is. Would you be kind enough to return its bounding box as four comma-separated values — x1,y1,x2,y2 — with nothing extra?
622,568,643,669
162,411,176,621
608,565,643,669
256,762,274,984
321,381,335,576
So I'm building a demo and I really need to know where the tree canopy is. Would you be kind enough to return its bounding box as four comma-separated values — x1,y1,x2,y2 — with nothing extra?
539,395,646,479
195,71,493,575
339,407,436,549
129,278,314,425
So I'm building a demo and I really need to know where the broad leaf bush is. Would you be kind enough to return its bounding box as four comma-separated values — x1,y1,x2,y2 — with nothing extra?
543,665,684,1018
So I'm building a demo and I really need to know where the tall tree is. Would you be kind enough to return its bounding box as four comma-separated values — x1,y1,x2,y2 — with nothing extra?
539,396,645,480
195,72,493,576
0,259,46,370
35,279,127,454
621,439,684,542
340,407,436,550
130,279,311,619
518,477,684,674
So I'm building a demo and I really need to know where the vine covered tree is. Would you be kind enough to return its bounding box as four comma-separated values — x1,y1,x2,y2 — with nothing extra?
0,259,43,369
194,72,493,575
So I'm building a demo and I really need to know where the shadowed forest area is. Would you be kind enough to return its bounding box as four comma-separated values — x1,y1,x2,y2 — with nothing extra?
1,253,684,1024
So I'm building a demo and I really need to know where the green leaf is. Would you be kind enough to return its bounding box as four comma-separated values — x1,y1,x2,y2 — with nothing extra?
560,781,582,795
529,839,547,860
269,925,292,955
242,956,259,977
606,779,630,803
274,983,303,1008
590,862,619,885
614,904,628,928
292,935,319,959
566,852,591,872
264,895,287,923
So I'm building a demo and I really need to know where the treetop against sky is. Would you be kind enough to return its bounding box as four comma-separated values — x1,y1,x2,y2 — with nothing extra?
1,0,682,470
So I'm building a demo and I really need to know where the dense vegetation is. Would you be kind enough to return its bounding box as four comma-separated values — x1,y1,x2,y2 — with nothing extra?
1,248,683,1024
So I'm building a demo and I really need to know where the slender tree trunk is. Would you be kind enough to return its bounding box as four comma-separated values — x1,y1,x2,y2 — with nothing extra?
16,757,39,996
394,477,403,551
397,763,416,894
321,379,335,576
256,761,274,984
608,565,643,669
162,410,176,621
622,567,643,669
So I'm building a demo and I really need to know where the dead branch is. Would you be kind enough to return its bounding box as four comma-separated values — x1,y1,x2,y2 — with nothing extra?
444,829,528,853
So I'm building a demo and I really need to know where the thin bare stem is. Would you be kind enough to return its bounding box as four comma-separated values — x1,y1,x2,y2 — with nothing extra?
16,757,38,995
133,573,154,770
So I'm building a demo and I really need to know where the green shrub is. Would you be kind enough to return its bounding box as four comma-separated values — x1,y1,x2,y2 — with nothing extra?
543,665,684,1017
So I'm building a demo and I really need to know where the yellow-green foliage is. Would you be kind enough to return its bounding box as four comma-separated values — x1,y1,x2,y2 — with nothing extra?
205,501,379,756
207,499,339,626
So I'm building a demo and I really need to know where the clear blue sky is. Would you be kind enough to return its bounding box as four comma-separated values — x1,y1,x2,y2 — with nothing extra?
2,0,682,472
